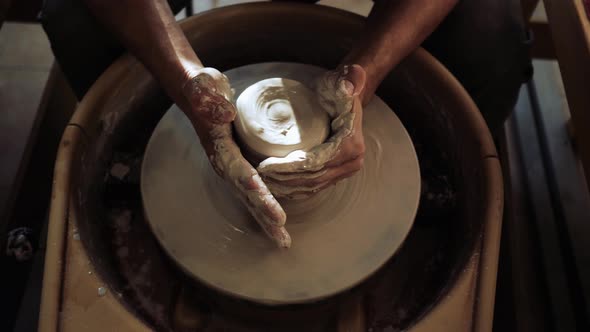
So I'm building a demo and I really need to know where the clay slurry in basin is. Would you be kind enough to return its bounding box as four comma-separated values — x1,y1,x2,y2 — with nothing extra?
234,78,330,159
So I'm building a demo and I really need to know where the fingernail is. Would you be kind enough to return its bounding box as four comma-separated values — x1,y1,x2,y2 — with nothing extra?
262,224,291,248
275,227,292,248
342,80,354,95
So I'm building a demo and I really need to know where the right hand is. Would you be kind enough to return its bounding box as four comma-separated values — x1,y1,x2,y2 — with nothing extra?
257,65,367,198
181,68,291,248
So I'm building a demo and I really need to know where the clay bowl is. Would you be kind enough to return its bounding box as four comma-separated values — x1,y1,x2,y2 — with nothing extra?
50,3,501,331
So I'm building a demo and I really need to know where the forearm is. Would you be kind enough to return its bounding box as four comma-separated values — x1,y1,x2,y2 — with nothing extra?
84,0,202,110
343,0,458,103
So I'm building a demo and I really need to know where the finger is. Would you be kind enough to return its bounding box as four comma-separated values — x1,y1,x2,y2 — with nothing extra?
258,141,339,175
260,224,292,248
266,180,325,199
325,100,364,168
261,168,328,182
257,121,356,177
267,167,360,199
236,171,290,247
208,132,283,212
329,108,355,138
258,72,364,178
341,64,366,97
258,100,362,176
238,172,287,226
316,65,365,116
260,144,347,181
210,135,290,247
259,140,365,183
267,156,363,188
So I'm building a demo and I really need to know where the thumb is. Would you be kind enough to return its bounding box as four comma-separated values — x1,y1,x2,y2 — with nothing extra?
340,64,366,98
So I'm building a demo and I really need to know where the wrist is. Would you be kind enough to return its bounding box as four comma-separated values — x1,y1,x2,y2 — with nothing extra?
180,67,234,121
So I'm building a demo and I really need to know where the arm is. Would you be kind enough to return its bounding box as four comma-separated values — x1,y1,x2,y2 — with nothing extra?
83,0,200,111
259,0,457,194
83,0,290,247
343,0,458,104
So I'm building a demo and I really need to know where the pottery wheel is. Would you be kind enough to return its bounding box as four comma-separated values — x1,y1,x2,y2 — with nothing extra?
141,62,420,304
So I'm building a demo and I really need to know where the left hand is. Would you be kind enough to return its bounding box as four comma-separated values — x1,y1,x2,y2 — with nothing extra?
182,68,290,248
257,65,367,198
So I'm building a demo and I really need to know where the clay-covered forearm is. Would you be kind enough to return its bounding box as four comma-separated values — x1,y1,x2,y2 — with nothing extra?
343,0,458,104
84,0,202,110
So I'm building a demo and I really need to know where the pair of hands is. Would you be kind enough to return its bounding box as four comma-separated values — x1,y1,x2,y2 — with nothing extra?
181,66,367,248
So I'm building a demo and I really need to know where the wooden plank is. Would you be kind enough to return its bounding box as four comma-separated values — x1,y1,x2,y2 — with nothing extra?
494,113,553,332
542,0,590,192
6,63,77,233
0,32,52,249
512,83,578,331
531,59,590,327
0,62,76,331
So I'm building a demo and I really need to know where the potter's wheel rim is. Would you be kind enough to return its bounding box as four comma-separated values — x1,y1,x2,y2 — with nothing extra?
44,4,502,330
